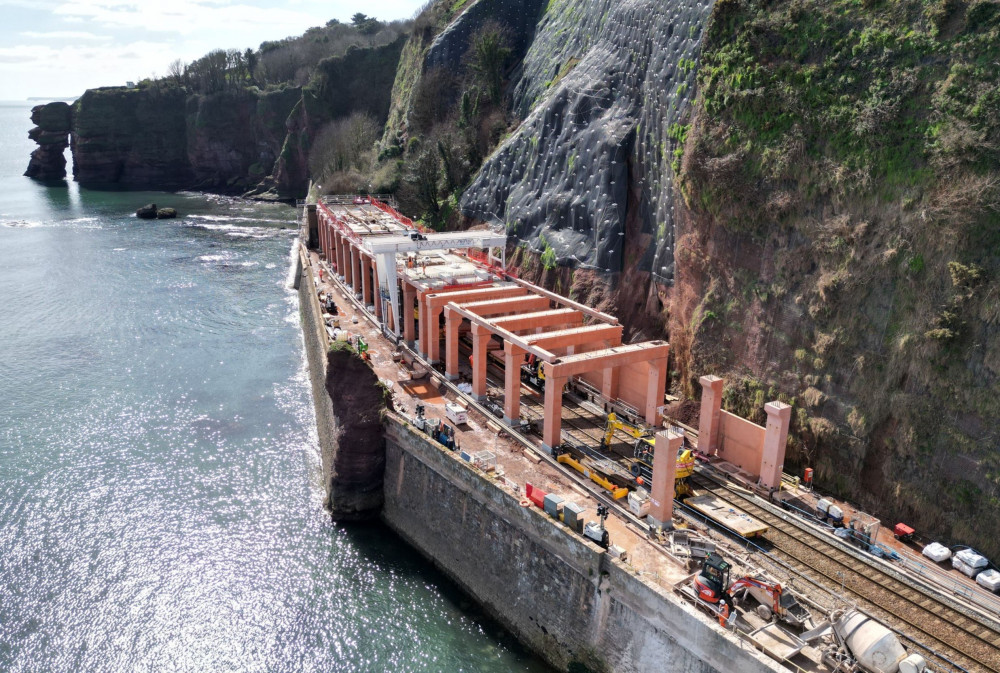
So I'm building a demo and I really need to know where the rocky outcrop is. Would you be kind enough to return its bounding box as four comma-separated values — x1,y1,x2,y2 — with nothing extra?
24,102,72,181
461,0,712,283
324,345,387,519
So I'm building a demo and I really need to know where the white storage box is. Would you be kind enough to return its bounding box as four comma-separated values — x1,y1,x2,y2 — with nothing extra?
953,549,988,577
922,542,952,563
627,490,650,517
445,402,468,425
977,568,1000,592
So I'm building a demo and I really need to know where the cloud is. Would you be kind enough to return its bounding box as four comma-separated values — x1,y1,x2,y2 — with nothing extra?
51,0,327,37
20,30,110,40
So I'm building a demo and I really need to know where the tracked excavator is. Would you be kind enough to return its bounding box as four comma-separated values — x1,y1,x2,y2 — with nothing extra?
600,412,695,497
729,575,811,627
693,552,734,627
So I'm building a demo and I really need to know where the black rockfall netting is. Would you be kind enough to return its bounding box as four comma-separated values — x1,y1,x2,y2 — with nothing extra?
461,0,715,283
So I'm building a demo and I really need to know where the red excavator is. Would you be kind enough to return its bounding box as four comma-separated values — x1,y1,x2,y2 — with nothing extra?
729,575,811,628
693,553,734,627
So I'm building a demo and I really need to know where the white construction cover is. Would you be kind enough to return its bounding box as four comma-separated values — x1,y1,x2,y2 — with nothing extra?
976,568,1000,592
954,549,988,569
922,542,952,563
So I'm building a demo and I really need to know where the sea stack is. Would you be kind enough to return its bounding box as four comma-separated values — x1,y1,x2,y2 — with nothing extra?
24,102,72,181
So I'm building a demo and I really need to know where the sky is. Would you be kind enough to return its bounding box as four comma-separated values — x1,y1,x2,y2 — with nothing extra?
0,0,429,101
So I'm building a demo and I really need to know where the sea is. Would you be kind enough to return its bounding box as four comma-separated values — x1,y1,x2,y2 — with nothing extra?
0,100,549,673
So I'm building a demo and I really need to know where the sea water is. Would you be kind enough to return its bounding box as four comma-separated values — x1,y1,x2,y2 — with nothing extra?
0,101,549,672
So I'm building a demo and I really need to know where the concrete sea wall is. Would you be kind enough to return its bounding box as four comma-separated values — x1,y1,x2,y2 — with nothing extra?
297,245,340,511
381,417,783,673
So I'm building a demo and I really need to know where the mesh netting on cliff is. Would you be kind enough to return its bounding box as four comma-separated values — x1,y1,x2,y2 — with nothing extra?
461,0,715,284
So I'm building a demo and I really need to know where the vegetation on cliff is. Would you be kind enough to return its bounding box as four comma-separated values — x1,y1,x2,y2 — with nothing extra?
677,0,1000,551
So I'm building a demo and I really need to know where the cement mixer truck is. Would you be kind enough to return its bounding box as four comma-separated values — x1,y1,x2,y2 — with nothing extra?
822,610,927,673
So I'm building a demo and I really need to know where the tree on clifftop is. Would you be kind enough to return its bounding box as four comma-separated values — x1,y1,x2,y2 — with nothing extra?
351,12,383,37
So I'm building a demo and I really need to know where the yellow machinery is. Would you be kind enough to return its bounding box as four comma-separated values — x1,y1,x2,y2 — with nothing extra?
552,446,629,499
600,412,695,497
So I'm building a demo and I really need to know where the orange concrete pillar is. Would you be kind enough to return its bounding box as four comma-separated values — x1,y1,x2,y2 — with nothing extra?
601,366,620,401
403,284,417,345
471,323,489,400
363,256,374,306
645,355,668,425
503,343,526,424
417,292,429,356
698,375,724,455
542,369,566,452
444,308,462,380
337,232,346,278
427,304,443,364
761,401,791,491
648,429,683,529
343,239,353,285
326,224,334,265
373,268,383,320
351,246,362,295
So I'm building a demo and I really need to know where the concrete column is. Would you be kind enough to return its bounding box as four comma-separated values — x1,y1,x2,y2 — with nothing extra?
336,231,345,278
542,370,566,453
404,284,417,345
645,355,668,425
417,292,431,357
373,264,383,320
427,304,443,364
444,309,462,381
343,240,354,286
351,247,362,296
471,324,489,400
698,375,724,455
327,226,334,268
361,256,372,306
503,344,526,424
601,366,620,401
761,401,791,491
648,429,683,529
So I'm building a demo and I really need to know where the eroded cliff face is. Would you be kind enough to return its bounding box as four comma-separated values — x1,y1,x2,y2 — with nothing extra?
393,0,1000,553
272,36,407,198
31,35,406,199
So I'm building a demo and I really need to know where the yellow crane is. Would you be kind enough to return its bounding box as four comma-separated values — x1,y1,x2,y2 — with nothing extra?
600,412,696,497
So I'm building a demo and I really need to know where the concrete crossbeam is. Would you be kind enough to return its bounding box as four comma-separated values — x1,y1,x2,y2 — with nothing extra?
544,341,669,379
459,295,550,317
490,309,584,332
522,324,623,351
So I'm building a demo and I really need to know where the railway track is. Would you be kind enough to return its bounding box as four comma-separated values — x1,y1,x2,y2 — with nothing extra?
692,473,1000,673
